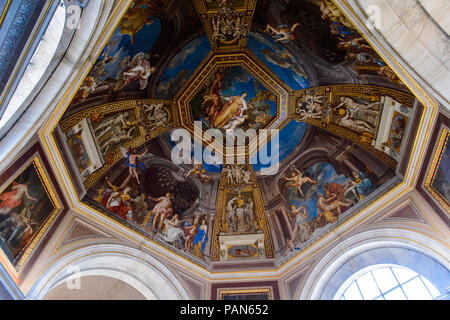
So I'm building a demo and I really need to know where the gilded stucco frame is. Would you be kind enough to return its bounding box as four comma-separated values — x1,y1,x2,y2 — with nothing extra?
0,155,62,273
424,127,449,213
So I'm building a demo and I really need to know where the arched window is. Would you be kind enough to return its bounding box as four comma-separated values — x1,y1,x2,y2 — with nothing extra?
0,1,66,129
334,264,441,300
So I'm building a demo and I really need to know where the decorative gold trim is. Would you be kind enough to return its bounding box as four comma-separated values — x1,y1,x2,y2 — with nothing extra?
291,85,416,169
193,0,257,52
59,99,174,189
0,156,62,272
424,128,449,213
211,165,274,261
176,52,290,158
28,0,441,282
0,0,12,29
218,287,272,300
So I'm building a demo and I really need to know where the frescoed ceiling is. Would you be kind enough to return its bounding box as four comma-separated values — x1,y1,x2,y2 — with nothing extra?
50,0,424,270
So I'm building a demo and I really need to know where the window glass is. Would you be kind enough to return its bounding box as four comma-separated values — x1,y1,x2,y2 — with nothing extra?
335,264,441,300
0,1,66,129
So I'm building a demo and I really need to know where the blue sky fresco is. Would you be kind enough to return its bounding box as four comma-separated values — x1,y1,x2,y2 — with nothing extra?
247,32,309,91
156,35,211,99
96,18,162,82
287,162,351,222
192,65,277,125
252,120,307,172
166,121,308,174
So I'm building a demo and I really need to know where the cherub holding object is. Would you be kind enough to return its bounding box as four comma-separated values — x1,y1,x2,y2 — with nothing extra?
282,167,317,198
185,163,212,184
265,23,301,42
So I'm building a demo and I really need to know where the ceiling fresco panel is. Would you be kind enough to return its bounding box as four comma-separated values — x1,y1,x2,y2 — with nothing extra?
48,0,430,271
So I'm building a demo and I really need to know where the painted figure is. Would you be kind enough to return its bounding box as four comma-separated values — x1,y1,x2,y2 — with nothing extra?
286,205,309,252
184,215,200,253
185,164,212,183
149,193,174,231
0,182,37,216
115,53,156,91
159,214,185,249
335,96,380,117
348,171,372,199
125,147,148,185
205,72,223,123
192,219,208,260
214,92,249,128
337,108,375,133
317,193,351,219
282,168,318,198
265,23,301,42
119,0,154,44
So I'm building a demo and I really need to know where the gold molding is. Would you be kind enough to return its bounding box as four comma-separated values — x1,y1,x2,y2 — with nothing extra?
291,85,417,169
218,287,272,300
211,165,274,261
0,156,62,274
424,128,449,213
177,52,290,158
59,99,174,189
193,0,257,52
0,0,12,29
27,0,443,283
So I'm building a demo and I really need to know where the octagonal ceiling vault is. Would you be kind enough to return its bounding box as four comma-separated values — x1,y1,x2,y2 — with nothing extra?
4,0,430,275
176,51,291,158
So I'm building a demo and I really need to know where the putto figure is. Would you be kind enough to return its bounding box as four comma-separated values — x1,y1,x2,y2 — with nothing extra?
265,23,301,42
282,167,318,198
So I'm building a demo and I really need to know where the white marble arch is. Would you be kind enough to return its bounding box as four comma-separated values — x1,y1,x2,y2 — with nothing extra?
336,0,450,110
0,0,120,170
26,244,191,300
298,229,450,300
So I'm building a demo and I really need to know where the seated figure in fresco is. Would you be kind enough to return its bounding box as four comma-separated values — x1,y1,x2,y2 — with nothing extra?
115,53,156,91
265,23,301,42
12,214,37,257
149,193,174,232
7,206,36,247
282,167,318,198
159,214,185,249
105,184,132,220
317,193,351,224
0,182,37,216
214,92,249,128
0,211,23,244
